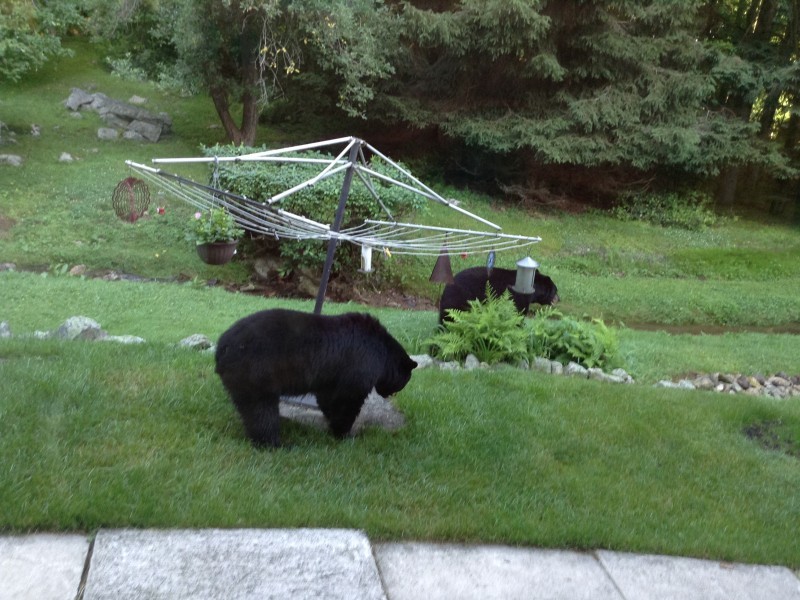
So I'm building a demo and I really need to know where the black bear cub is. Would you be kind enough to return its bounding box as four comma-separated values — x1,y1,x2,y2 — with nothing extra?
215,309,417,448
438,266,559,323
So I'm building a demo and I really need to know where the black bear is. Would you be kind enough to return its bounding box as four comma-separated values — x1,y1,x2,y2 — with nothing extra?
438,266,559,323
215,308,417,448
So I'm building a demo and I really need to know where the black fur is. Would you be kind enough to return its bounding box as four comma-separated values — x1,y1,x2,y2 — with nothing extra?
215,309,417,448
439,267,559,323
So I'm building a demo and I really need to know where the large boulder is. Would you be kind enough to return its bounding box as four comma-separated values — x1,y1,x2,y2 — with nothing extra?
65,88,172,142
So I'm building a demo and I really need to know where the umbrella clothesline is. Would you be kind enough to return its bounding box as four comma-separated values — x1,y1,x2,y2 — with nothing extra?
124,136,541,258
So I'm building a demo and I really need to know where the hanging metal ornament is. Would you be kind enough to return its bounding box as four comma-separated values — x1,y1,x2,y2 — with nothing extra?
429,245,455,284
486,249,496,277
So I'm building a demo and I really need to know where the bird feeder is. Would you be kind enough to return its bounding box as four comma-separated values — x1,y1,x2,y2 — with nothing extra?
360,245,373,273
511,256,539,295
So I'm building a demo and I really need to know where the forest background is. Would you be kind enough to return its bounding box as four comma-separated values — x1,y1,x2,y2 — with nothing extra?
4,0,800,217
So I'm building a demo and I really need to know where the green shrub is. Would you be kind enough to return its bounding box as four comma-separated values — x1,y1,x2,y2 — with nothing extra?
427,290,622,370
426,287,528,364
612,190,718,230
202,144,427,276
527,308,620,370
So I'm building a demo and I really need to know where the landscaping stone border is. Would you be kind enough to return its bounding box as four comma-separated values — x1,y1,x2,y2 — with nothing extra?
2,316,798,399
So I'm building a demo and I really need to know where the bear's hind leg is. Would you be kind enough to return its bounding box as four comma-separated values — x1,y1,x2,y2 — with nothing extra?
233,395,281,448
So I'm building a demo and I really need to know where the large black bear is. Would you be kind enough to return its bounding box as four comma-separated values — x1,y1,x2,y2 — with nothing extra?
439,266,559,323
215,308,417,448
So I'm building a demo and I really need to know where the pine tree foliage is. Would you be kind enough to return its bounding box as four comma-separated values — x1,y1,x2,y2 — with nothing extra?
379,0,776,178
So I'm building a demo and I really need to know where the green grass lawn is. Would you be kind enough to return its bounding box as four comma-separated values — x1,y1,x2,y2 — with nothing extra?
1,329,798,567
2,38,800,568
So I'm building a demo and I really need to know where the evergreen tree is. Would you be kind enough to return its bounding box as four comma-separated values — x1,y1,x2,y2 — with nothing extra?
371,0,788,201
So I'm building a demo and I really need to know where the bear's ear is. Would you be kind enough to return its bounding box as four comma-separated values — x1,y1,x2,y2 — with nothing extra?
407,357,418,370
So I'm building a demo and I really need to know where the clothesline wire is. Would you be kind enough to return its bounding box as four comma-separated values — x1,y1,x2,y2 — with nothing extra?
124,136,541,257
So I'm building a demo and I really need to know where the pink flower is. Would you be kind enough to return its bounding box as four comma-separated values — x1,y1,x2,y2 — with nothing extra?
157,206,165,215
194,212,202,220
460,252,468,259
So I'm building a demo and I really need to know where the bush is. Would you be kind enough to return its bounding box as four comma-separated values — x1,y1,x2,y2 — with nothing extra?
427,287,528,364
202,144,427,276
428,291,622,370
612,190,718,230
527,308,620,370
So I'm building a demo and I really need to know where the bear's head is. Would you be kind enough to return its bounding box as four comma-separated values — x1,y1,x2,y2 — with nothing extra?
376,337,417,398
531,272,559,306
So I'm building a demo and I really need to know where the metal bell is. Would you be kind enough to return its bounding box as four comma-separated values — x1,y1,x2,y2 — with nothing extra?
429,247,455,284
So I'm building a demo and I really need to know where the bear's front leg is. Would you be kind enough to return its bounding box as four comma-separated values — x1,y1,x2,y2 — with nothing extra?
316,389,368,439
234,397,281,448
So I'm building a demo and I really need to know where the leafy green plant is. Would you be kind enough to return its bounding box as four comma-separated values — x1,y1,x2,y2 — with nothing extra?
612,190,719,230
186,208,244,245
527,308,621,370
427,286,528,364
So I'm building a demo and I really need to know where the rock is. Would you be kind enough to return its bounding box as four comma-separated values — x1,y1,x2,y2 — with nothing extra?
280,389,405,434
409,354,434,369
54,316,106,341
30,124,41,137
97,128,119,140
517,358,529,370
67,88,172,141
178,334,213,350
0,154,23,167
677,379,696,390
102,335,146,344
439,361,460,371
122,130,145,141
128,95,147,105
551,361,563,375
294,267,320,298
0,263,16,272
565,361,588,378
611,368,633,383
464,354,481,370
693,374,716,390
532,357,552,373
0,321,10,339
655,380,680,388
65,87,94,110
59,152,74,162
68,264,86,276
768,375,791,387
127,119,163,142
253,256,283,281
588,367,605,381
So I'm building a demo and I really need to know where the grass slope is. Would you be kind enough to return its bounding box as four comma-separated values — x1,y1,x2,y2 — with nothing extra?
1,336,798,568
2,39,800,568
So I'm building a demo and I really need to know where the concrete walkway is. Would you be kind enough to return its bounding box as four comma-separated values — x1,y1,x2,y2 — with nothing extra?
1,529,798,600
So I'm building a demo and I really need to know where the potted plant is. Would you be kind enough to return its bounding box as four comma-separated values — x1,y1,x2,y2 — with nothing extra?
187,207,244,265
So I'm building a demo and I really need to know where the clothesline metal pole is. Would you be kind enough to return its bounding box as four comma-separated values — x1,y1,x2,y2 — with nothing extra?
313,139,362,314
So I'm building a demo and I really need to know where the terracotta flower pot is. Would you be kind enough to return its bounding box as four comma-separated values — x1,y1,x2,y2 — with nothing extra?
196,241,238,265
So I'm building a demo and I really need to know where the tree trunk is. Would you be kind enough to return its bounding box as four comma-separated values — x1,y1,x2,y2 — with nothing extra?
209,83,260,146
210,85,245,145
239,89,259,147
717,166,739,210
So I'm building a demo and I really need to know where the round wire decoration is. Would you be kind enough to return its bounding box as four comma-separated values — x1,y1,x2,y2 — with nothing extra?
112,177,150,223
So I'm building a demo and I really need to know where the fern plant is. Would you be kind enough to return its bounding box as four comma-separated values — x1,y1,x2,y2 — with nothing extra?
527,308,620,370
427,286,528,365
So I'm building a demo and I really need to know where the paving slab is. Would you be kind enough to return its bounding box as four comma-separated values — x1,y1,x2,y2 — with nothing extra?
373,542,623,600
0,533,89,600
82,528,386,600
597,550,800,600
